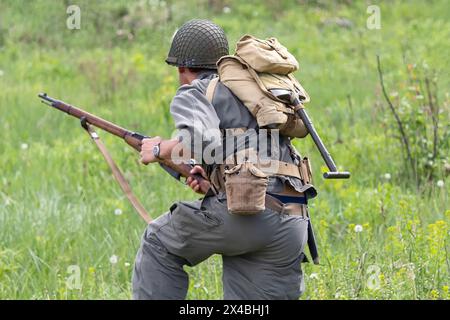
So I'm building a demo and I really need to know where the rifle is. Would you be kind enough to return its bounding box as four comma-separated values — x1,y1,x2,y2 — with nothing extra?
38,93,208,192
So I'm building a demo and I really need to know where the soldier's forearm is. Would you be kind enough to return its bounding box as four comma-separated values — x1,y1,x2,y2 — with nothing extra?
158,138,183,161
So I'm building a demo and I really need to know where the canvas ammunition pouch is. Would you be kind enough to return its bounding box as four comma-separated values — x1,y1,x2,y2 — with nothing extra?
215,34,310,138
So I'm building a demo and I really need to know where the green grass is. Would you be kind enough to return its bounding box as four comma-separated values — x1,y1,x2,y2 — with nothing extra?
0,0,448,299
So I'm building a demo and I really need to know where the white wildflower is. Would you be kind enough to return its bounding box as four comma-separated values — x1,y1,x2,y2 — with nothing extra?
309,273,319,280
384,173,391,180
436,180,444,188
124,262,131,267
114,208,123,216
109,255,118,264
20,143,28,150
223,6,231,14
354,224,363,233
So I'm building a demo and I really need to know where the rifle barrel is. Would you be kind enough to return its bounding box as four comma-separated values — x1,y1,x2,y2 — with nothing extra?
39,93,131,139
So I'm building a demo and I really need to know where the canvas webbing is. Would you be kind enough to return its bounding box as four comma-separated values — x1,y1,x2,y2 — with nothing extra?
205,77,219,103
259,160,302,179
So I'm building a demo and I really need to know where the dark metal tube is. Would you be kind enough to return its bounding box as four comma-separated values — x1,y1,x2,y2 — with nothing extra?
296,107,338,172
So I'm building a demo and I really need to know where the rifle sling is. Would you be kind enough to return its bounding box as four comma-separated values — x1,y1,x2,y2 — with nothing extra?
82,122,152,224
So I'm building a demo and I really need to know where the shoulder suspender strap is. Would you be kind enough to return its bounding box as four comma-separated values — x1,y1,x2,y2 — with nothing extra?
205,77,219,103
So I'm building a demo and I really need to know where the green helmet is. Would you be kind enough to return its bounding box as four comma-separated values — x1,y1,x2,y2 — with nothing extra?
166,19,229,70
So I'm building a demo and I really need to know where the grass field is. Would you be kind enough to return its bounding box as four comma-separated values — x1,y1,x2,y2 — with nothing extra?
0,0,449,299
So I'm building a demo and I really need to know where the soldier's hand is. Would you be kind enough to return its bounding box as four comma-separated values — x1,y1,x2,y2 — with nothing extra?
140,136,162,165
186,166,210,194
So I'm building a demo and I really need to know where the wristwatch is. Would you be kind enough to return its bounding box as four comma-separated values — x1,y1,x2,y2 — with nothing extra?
152,142,161,160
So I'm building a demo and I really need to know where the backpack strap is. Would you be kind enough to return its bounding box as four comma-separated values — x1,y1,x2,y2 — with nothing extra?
205,77,219,104
205,76,248,136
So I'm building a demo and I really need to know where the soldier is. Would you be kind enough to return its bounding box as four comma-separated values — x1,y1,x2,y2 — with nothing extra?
133,19,316,300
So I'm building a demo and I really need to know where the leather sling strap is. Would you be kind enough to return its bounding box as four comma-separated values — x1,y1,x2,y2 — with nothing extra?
82,122,152,224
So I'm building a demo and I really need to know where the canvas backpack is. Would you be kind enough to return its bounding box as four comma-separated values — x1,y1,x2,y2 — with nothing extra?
206,34,310,138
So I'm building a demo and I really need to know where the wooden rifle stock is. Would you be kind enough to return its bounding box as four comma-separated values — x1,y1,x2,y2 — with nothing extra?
38,93,208,189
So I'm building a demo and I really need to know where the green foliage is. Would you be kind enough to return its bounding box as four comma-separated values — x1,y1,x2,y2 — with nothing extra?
378,59,449,185
0,0,448,299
